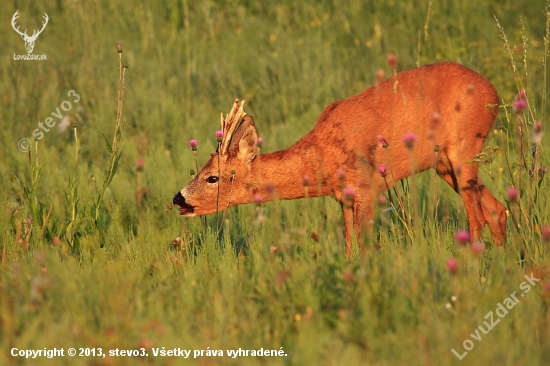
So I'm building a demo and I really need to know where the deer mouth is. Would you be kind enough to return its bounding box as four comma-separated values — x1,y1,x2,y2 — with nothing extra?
178,207,195,216
173,192,195,216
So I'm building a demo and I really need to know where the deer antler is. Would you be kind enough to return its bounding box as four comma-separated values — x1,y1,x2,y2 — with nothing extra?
11,11,27,37
11,11,48,40
30,13,49,39
219,99,247,155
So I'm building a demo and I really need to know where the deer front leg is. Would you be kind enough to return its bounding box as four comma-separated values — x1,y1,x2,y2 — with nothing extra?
342,203,355,256
342,193,373,257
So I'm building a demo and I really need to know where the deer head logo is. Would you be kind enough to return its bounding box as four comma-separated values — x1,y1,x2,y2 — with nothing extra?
11,11,49,54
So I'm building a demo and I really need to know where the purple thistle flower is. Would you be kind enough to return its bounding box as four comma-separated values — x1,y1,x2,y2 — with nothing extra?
343,187,356,199
431,112,441,125
378,165,387,177
189,139,197,148
303,175,310,187
507,186,519,202
539,166,547,178
447,258,458,274
402,132,417,149
532,121,544,144
337,168,345,180
256,137,263,148
471,242,484,255
512,99,527,114
518,89,526,99
454,230,470,245
253,193,262,204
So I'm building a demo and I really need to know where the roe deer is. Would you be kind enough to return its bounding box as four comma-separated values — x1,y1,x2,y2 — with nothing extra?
173,62,507,255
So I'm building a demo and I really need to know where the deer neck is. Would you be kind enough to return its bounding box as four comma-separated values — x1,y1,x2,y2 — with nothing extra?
250,142,330,200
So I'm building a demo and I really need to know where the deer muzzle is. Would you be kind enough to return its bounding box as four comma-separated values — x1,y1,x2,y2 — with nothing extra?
173,191,195,215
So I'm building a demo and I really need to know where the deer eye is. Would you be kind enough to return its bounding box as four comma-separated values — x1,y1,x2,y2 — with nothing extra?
207,176,219,184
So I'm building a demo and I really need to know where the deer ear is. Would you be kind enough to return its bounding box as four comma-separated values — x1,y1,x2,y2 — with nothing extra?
230,115,258,164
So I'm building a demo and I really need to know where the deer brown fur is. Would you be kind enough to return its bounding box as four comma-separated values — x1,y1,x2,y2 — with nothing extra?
173,62,507,255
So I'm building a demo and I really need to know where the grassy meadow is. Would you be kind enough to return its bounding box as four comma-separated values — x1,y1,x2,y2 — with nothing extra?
2,0,550,365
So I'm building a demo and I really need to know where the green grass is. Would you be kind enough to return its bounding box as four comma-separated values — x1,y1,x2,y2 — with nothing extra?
1,0,550,365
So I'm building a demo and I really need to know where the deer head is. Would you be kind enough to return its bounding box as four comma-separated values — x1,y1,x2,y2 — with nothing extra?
12,11,49,54
173,100,259,216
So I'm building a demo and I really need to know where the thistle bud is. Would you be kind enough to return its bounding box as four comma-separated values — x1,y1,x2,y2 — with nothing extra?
215,130,224,142
256,137,263,148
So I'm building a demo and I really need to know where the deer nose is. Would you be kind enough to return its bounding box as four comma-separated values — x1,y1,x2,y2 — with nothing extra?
173,191,186,207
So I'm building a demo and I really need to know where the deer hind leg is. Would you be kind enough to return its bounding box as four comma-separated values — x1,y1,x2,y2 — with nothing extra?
436,164,485,242
477,177,507,245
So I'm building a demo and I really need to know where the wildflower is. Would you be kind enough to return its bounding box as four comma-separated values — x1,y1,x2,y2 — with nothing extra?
377,194,387,205
447,258,458,274
433,145,440,152
58,115,74,132
303,175,310,187
337,168,345,180
539,166,547,178
343,187,356,200
117,44,123,53
506,186,519,202
270,245,278,253
253,193,262,205
376,69,385,84
136,158,144,172
377,134,389,148
532,121,544,144
265,183,276,195
431,112,441,126
402,132,417,149
276,270,290,284
256,137,263,148
378,165,387,177
512,99,527,114
471,242,484,255
188,139,198,151
518,89,526,99
215,130,223,142
454,230,470,245
342,269,354,283
386,53,397,70
541,226,550,241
